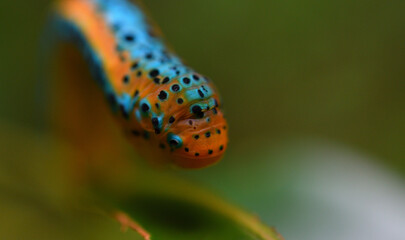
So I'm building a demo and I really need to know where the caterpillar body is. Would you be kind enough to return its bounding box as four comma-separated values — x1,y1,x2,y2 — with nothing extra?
53,0,228,168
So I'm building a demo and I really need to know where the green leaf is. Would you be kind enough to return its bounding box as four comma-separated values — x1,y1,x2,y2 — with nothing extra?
91,167,283,240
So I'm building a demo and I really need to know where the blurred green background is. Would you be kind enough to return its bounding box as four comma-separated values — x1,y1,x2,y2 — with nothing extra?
1,0,404,171
0,0,404,240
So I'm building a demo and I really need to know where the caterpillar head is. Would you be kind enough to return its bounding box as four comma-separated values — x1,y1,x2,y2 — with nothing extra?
164,105,228,169
129,75,228,169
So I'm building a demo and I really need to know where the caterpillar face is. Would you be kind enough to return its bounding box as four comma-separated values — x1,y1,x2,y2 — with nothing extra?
56,0,228,168
125,73,228,168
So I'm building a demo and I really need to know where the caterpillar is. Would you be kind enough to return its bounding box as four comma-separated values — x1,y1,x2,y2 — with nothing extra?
52,0,228,168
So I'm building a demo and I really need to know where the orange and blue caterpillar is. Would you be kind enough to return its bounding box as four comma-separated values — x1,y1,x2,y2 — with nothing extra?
52,0,228,168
